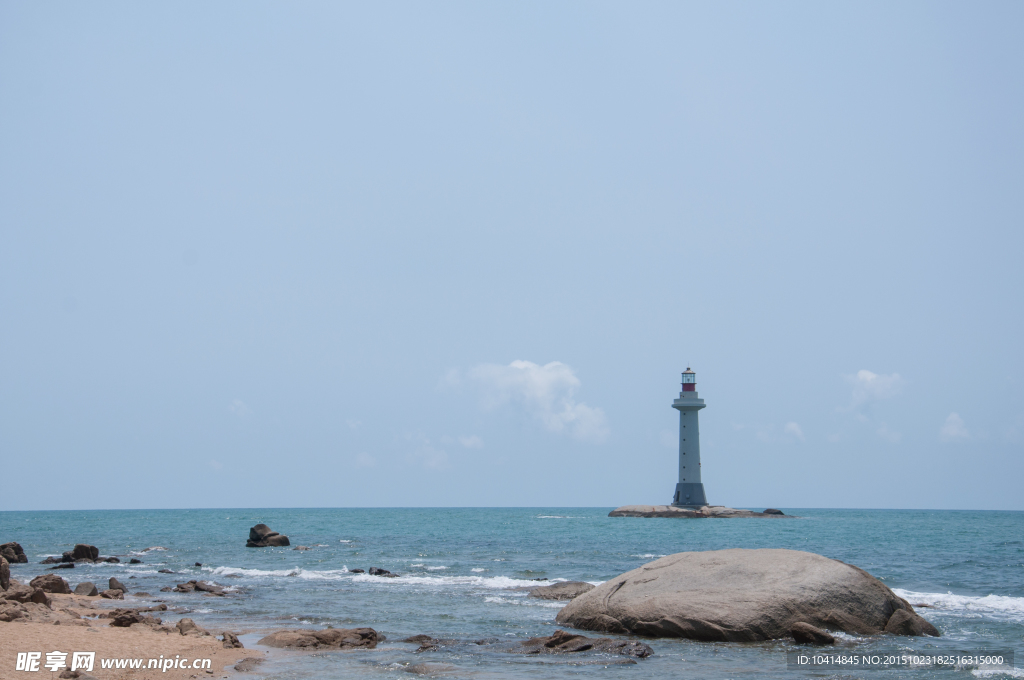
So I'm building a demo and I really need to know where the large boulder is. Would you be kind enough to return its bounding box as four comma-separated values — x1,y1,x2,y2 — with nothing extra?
527,581,595,601
555,549,940,641
246,524,290,548
1,556,9,591
1,542,28,563
1,584,52,606
258,628,378,649
30,574,72,594
109,577,128,593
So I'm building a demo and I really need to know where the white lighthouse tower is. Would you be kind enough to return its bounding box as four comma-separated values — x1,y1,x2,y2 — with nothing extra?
671,367,707,507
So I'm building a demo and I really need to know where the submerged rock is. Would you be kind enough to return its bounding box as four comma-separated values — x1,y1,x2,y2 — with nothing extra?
234,658,263,672
791,622,835,645
246,524,290,548
517,630,652,658
556,548,940,641
258,627,379,649
526,581,595,601
368,567,398,577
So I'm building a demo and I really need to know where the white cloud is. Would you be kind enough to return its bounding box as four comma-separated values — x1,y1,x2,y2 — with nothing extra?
355,452,375,468
405,433,449,469
845,370,904,409
208,459,224,470
876,423,902,442
469,360,609,443
940,412,969,441
784,422,805,441
345,419,362,430
229,399,250,417
458,435,483,449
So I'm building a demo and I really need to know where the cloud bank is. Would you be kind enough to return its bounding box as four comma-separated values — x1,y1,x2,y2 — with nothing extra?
469,360,609,443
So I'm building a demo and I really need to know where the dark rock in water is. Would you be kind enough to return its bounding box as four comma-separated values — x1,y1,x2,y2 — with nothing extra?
102,557,120,563
195,562,202,567
0,556,9,591
791,622,835,645
884,609,940,637
1,542,28,564
246,524,291,548
258,627,379,649
234,658,263,672
99,589,123,600
74,582,99,596
71,544,100,561
174,580,197,592
109,577,128,593
129,558,142,564
517,630,653,658
369,567,398,577
49,563,75,570
403,663,459,675
30,574,71,594
40,556,61,564
159,587,172,592
195,580,226,595
527,581,595,601
763,508,785,515
402,634,434,643
158,569,175,574
293,546,310,551
556,548,940,641
349,568,365,574
222,631,244,648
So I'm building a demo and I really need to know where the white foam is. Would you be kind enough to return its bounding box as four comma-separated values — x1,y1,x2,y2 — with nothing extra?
471,568,486,573
339,540,352,543
972,669,1024,678
631,554,667,559
206,566,351,581
893,589,1024,623
536,515,583,519
349,573,561,590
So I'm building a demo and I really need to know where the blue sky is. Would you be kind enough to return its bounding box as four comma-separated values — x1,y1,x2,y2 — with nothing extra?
1,2,1022,510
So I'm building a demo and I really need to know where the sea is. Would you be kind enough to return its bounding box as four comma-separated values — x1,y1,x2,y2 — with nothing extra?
2,508,1022,679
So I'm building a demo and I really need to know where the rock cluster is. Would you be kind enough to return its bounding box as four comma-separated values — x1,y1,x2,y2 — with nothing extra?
258,627,379,649
170,580,227,595
556,548,940,642
1,542,28,564
517,630,652,657
0,581,89,625
608,505,792,518
40,544,120,564
246,524,290,547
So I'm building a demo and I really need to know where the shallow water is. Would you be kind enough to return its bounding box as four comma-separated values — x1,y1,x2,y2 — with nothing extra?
2,508,1022,678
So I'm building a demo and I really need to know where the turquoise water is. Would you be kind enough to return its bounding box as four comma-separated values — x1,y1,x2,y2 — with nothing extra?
2,508,1022,678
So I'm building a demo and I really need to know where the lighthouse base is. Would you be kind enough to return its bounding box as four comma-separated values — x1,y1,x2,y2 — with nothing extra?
672,483,707,508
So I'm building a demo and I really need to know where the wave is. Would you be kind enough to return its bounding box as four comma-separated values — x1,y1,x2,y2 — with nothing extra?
631,554,667,559
536,515,584,519
203,565,562,590
972,669,1024,679
893,589,1024,622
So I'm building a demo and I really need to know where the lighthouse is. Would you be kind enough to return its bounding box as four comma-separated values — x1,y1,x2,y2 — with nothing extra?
671,367,708,507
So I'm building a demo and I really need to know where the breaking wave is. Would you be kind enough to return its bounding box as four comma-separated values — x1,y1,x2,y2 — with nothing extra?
893,589,1024,623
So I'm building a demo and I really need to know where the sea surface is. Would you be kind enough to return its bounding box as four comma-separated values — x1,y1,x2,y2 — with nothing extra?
2,508,1022,679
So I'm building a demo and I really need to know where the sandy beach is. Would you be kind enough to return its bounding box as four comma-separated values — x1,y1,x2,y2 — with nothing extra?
0,585,259,680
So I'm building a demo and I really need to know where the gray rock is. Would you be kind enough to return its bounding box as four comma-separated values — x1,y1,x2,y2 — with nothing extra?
258,627,378,649
608,505,793,518
99,589,123,600
1,584,51,606
158,569,175,574
516,630,652,657
129,558,142,564
763,508,785,515
30,574,72,594
369,567,397,577
527,581,595,601
555,548,940,641
0,556,9,591
74,582,99,596
246,524,290,547
49,562,75,569
108,577,128,593
791,621,835,645
233,658,263,672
